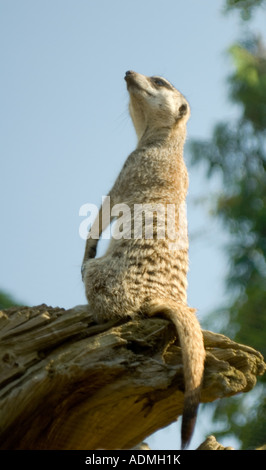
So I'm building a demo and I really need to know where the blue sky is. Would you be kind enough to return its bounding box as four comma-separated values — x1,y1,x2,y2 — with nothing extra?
1,0,265,450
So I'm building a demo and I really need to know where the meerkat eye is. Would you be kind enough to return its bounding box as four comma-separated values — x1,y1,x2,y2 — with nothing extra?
155,79,165,86
151,77,174,91
152,77,168,87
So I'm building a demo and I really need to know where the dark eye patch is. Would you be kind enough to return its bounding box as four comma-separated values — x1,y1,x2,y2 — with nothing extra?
151,77,173,89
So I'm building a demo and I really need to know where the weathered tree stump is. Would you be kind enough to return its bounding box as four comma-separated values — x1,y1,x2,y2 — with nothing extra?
0,304,265,450
197,435,234,450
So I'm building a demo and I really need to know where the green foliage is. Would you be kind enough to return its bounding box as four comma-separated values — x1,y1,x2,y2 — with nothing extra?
0,290,20,309
212,387,266,449
189,36,266,448
224,0,266,20
229,41,266,129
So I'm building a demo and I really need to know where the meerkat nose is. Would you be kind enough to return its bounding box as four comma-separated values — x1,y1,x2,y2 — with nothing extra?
125,70,135,80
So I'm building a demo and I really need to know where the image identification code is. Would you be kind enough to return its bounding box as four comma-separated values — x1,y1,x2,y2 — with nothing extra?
85,454,181,466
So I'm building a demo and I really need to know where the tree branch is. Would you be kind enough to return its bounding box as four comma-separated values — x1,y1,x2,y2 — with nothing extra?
0,304,265,450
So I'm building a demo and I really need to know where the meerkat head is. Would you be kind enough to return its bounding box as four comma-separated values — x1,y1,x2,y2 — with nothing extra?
124,70,190,142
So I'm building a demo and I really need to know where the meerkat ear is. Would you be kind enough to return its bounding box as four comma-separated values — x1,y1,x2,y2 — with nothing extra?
178,103,188,118
175,102,190,124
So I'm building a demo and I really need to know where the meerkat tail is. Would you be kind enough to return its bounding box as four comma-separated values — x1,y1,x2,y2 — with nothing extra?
147,301,205,450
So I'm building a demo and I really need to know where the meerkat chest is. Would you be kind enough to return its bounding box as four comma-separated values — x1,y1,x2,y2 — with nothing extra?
115,146,187,204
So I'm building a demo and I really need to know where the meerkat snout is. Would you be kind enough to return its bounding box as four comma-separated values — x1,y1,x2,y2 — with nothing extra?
125,70,134,77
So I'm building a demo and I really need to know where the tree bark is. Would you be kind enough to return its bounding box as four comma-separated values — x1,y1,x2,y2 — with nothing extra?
197,435,234,450
0,303,265,450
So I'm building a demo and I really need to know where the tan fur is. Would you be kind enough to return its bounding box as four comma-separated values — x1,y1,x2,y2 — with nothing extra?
82,71,205,449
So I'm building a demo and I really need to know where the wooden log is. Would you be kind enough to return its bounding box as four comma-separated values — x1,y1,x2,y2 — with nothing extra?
0,303,265,450
197,435,234,450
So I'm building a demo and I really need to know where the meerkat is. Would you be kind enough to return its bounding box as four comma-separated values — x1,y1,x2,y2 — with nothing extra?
81,71,205,449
